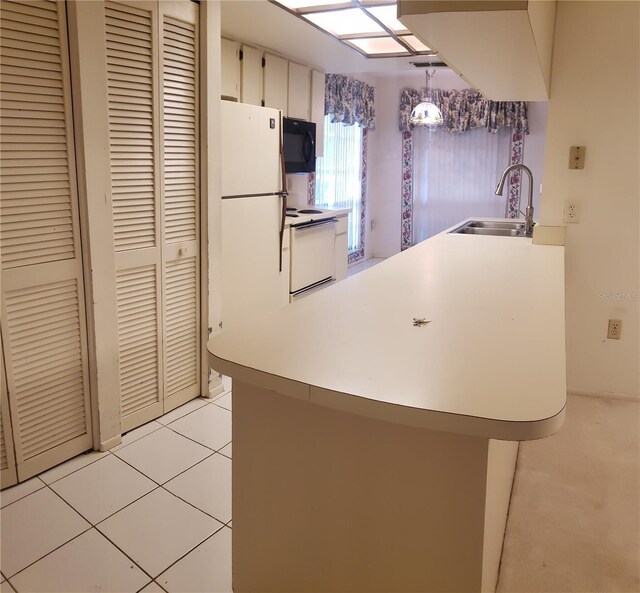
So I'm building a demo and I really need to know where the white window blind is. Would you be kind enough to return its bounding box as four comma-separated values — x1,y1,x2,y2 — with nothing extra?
315,116,363,254
412,127,510,243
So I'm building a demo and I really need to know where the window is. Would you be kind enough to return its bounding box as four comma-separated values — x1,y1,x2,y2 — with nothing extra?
315,115,366,260
412,127,511,242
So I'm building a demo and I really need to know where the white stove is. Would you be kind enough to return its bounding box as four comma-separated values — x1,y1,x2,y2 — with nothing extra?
285,207,337,227
285,207,339,298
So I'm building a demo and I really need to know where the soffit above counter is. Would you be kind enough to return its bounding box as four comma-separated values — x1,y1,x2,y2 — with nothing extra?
398,0,557,100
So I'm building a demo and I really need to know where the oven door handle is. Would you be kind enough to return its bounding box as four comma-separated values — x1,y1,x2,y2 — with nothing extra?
292,217,338,231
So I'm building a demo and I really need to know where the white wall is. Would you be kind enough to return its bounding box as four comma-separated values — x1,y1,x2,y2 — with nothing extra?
366,71,548,258
539,1,639,398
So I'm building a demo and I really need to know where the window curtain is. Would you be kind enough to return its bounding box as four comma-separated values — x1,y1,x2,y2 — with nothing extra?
315,115,364,255
399,88,529,135
325,73,375,130
412,127,511,242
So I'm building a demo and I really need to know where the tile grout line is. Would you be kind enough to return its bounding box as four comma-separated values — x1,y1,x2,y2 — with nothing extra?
152,523,229,588
111,440,232,524
4,522,94,583
162,419,232,455
159,481,231,526
44,483,158,583
0,477,47,511
17,483,159,585
155,399,212,427
3,396,233,589
112,447,215,490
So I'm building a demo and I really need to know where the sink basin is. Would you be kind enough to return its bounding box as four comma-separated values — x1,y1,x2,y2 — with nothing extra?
450,220,526,237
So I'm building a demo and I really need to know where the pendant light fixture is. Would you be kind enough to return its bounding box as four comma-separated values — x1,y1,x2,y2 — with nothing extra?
410,69,443,128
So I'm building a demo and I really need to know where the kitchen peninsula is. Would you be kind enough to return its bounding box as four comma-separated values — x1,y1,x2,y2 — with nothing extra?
207,221,566,593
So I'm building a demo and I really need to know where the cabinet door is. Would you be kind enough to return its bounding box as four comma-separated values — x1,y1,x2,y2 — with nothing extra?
287,62,310,120
221,38,240,100
240,44,262,106
263,53,288,114
311,69,326,158
0,0,93,481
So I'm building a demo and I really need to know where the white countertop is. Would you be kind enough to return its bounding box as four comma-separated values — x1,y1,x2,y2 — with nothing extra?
208,219,567,441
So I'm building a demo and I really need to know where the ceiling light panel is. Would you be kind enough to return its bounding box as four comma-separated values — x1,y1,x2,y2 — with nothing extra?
364,5,408,33
304,8,384,37
278,0,351,10
402,35,433,52
348,36,408,55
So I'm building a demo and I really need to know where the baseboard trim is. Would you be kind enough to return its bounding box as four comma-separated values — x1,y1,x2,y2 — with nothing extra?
100,434,122,451
207,381,226,399
568,389,640,402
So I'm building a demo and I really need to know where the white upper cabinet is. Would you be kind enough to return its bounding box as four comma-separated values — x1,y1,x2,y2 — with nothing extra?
221,37,240,100
310,69,325,158
398,0,557,100
287,62,310,121
263,52,288,114
240,44,263,106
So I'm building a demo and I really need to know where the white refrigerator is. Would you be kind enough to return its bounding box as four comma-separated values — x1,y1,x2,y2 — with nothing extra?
220,101,287,329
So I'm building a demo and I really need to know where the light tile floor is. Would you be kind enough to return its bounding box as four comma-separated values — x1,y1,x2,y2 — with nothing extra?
0,388,233,593
1,389,637,592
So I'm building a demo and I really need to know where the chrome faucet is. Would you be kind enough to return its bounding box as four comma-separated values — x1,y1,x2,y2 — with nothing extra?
495,164,535,238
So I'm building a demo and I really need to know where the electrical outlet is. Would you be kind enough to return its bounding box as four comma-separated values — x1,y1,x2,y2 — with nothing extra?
607,319,622,339
564,201,579,223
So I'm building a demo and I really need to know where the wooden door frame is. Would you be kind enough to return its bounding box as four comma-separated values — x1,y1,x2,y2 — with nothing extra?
200,0,224,400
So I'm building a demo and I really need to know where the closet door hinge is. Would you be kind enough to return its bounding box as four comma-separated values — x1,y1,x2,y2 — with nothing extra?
239,49,243,61
262,57,266,68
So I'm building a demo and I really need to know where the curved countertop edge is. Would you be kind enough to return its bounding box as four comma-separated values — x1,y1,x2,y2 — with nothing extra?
208,350,567,442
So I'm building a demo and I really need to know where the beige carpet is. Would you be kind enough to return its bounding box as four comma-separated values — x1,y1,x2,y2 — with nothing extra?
497,394,640,593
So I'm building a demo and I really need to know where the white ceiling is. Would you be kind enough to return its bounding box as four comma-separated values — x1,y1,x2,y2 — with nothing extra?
220,0,442,76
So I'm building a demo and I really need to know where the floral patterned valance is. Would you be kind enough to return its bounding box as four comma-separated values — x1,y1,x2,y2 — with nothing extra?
399,88,529,134
325,73,375,130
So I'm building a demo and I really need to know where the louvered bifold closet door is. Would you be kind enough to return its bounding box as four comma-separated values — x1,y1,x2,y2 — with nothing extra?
1,334,18,488
106,0,164,432
0,0,93,481
160,2,200,411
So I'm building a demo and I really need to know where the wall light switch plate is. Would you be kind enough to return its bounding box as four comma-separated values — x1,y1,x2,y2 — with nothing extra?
563,201,579,223
569,146,586,169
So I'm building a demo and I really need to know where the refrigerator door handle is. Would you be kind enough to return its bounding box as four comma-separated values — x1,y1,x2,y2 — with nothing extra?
279,192,287,272
278,120,288,273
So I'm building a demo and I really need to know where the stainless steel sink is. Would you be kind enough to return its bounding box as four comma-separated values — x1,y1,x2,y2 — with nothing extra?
450,220,527,237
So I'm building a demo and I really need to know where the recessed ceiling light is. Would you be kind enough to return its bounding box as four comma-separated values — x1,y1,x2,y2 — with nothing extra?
401,35,432,52
278,0,351,10
364,5,408,33
271,0,431,58
304,8,384,37
348,36,409,55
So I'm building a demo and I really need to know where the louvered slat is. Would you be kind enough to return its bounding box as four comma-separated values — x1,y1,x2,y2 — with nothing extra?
4,279,86,460
0,404,7,471
0,0,75,270
116,265,160,416
162,15,197,244
106,1,156,252
165,257,197,395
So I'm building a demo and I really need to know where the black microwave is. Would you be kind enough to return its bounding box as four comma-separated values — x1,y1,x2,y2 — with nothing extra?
283,117,316,174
